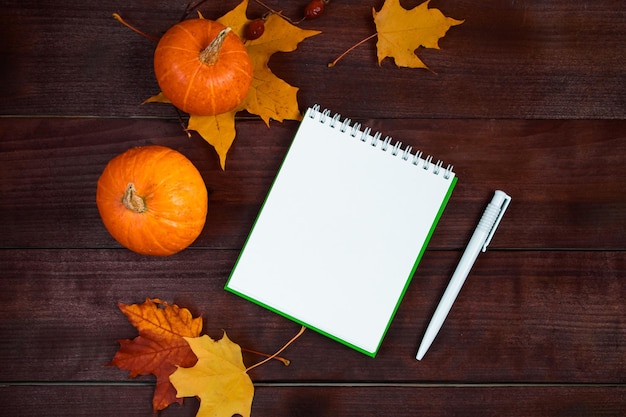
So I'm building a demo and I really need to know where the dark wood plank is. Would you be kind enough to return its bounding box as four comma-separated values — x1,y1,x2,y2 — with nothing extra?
2,385,626,417
1,118,624,250
1,0,624,119
1,0,625,415
1,249,624,383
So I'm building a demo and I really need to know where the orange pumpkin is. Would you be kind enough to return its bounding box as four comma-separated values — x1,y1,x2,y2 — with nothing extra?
154,18,253,116
96,145,208,256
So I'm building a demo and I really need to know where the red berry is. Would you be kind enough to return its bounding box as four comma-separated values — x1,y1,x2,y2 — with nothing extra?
304,0,325,20
245,18,265,40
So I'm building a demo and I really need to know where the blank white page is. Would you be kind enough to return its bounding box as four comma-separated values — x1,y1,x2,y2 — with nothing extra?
226,106,456,356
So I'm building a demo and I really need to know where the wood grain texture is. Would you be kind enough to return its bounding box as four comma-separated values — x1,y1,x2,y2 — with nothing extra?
1,118,624,250
0,0,625,415
0,0,624,119
1,249,624,383
3,385,626,417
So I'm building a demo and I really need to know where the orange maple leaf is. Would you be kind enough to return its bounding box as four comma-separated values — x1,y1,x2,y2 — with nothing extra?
108,298,203,412
184,0,319,170
373,0,463,69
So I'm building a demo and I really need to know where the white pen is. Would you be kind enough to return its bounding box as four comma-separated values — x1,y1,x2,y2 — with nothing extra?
416,190,511,360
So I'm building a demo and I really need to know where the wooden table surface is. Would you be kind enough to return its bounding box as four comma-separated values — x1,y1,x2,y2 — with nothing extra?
1,0,625,415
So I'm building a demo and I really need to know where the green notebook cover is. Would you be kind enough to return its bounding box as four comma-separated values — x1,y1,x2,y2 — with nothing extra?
226,105,456,357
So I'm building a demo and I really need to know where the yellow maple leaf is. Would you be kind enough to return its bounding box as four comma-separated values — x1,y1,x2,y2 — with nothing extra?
170,332,254,417
218,0,320,120
187,111,238,170
236,13,320,125
142,91,170,105
184,0,319,169
373,0,463,69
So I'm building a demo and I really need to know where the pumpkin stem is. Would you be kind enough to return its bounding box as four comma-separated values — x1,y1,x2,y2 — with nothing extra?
122,183,147,213
198,27,232,66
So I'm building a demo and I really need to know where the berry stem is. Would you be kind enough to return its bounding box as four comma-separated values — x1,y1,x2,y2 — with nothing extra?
112,13,160,42
328,32,378,68
253,0,297,24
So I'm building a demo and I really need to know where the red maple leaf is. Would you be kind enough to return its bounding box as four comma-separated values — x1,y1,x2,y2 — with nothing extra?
108,298,203,411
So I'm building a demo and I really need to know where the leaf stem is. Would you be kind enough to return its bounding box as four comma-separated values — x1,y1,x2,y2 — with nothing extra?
245,326,306,372
328,33,378,67
241,347,291,366
112,13,160,42
175,109,192,138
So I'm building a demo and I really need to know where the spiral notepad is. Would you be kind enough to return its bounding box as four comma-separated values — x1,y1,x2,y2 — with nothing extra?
226,105,457,357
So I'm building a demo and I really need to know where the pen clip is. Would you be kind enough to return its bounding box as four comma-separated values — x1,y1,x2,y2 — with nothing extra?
482,191,511,252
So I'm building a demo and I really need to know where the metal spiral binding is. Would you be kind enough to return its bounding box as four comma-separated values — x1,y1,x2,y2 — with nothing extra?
309,105,454,179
